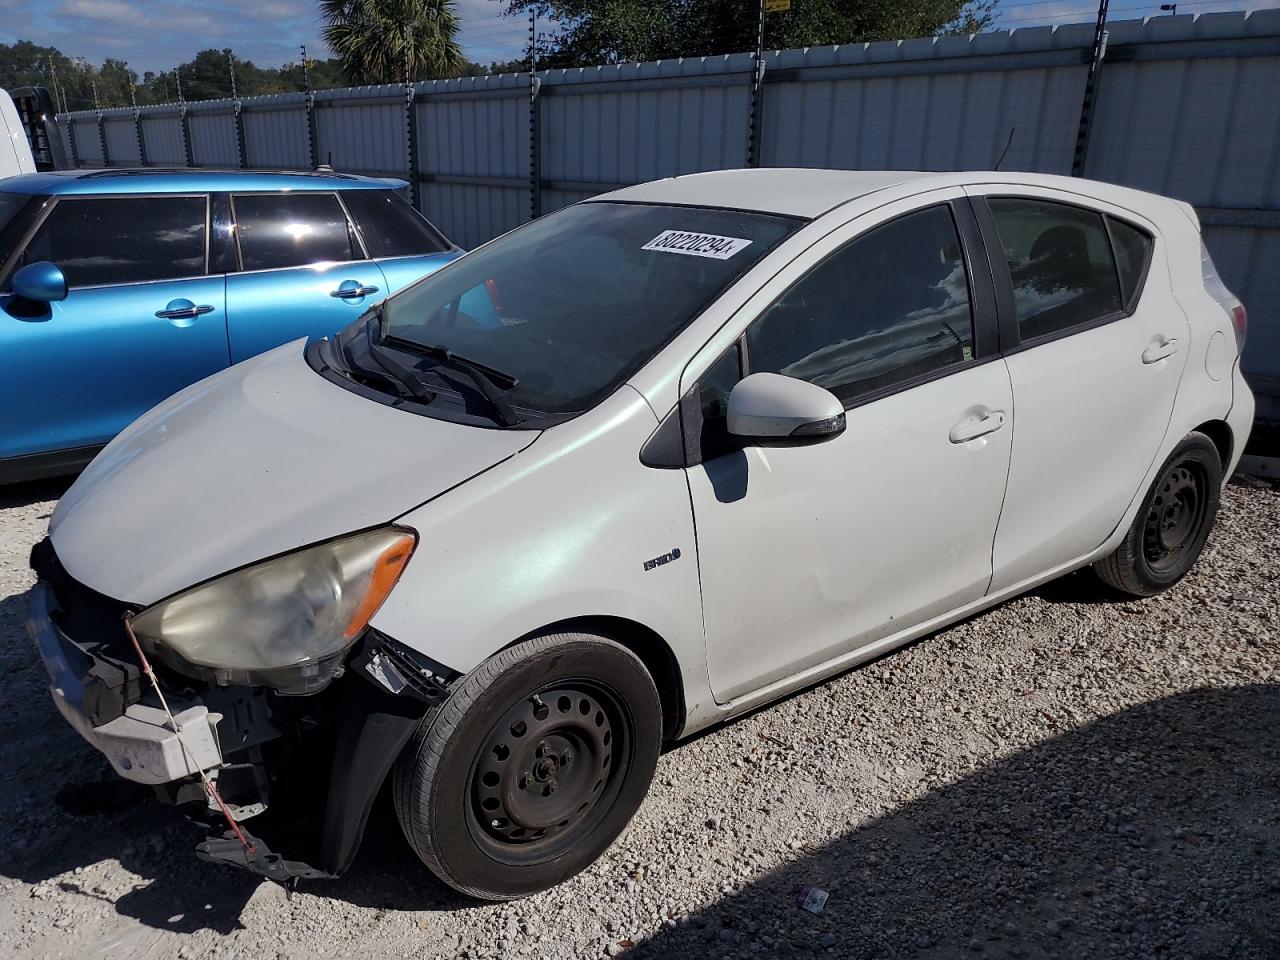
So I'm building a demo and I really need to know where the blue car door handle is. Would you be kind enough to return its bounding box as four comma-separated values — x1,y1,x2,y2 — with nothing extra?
330,282,380,300
156,300,215,321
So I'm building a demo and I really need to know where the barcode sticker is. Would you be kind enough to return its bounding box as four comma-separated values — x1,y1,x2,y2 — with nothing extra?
642,230,753,260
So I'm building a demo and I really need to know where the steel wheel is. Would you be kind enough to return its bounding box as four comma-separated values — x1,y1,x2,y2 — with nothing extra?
1141,460,1207,574
468,682,629,865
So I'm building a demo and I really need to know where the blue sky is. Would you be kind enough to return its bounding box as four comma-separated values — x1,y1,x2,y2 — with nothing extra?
0,0,1275,75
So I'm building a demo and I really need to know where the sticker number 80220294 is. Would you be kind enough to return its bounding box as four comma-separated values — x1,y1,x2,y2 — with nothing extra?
642,230,754,261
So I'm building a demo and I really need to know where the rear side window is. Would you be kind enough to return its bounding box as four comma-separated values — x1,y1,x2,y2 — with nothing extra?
343,190,451,258
1107,216,1154,310
232,193,359,271
21,196,206,287
746,204,975,404
987,198,1122,341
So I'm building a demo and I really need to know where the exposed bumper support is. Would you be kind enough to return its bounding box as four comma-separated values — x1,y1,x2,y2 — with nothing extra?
28,582,224,784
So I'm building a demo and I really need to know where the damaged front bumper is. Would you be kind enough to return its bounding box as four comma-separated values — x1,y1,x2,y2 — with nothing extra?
28,582,224,785
27,541,459,883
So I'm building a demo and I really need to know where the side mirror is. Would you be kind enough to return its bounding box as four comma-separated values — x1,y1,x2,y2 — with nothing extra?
727,372,846,443
12,261,68,303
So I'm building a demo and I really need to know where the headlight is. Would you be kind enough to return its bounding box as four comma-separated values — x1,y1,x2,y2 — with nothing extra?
131,527,416,692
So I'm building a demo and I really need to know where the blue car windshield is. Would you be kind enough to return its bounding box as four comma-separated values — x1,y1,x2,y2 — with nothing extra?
0,192,33,275
380,201,799,415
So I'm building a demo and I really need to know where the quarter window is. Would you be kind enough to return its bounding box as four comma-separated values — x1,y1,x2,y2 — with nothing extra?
746,204,975,405
232,193,359,271
343,190,451,258
987,198,1123,341
20,196,206,287
1107,216,1154,310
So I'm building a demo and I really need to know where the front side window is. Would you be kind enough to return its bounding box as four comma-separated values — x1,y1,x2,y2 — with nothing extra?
380,202,798,415
232,193,359,271
21,195,206,287
746,204,975,405
343,190,451,258
987,197,1123,341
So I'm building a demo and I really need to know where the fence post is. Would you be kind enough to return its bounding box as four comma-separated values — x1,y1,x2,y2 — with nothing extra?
1071,0,1110,176
66,116,80,167
747,0,766,167
180,105,194,167
234,98,248,169
92,82,110,167
130,83,148,166
528,10,542,220
406,82,421,209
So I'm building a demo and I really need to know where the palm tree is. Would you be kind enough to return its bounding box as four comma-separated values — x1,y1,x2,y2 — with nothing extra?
321,0,463,85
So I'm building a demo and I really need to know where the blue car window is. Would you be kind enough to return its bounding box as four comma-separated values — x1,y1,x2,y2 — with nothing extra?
343,190,450,258
20,196,207,288
232,193,359,272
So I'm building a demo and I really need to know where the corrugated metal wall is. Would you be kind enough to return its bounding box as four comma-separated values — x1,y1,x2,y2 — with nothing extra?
52,10,1280,420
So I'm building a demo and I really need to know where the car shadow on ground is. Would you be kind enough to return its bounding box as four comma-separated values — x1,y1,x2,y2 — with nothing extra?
627,684,1280,959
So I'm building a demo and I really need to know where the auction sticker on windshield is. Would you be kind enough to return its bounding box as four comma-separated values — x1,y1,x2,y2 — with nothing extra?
642,230,753,260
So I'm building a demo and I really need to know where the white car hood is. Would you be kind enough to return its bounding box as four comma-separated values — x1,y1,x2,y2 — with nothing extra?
50,340,537,605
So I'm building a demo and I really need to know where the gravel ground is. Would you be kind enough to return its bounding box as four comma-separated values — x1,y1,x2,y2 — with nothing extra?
0,476,1276,960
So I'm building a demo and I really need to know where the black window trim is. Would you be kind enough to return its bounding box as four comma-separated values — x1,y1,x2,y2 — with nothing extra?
228,189,371,276
972,193,1153,358
1103,212,1156,315
659,197,1004,469
7,192,211,291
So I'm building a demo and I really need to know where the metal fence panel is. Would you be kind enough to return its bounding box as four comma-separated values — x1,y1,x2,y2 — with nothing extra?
241,95,310,169
102,113,139,165
188,102,240,167
49,10,1280,420
138,109,186,165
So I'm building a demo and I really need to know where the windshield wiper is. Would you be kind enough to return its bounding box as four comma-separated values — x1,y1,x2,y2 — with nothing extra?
392,340,523,427
358,320,438,405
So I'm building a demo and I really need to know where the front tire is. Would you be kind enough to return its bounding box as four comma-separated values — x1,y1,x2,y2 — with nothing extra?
392,632,661,900
1093,431,1222,597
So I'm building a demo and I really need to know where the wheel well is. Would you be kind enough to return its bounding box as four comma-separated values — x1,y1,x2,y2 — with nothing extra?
514,616,685,741
1192,419,1233,470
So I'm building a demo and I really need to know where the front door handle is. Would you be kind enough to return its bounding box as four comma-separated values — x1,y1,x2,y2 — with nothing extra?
331,282,380,300
949,409,1007,444
155,299,215,321
1142,336,1179,364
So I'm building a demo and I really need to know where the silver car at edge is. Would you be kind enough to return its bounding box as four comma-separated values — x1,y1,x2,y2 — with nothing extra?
28,169,1253,899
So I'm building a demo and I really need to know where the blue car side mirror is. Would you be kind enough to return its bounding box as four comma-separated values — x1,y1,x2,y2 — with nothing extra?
12,261,68,303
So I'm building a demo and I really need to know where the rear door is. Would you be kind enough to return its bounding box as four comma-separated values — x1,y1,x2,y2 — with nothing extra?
0,193,226,460
967,188,1188,592
225,191,387,362
340,188,460,294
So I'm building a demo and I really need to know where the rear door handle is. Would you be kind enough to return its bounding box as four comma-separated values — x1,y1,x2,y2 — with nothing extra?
1142,336,1179,364
331,283,380,300
155,300,214,320
949,409,1007,444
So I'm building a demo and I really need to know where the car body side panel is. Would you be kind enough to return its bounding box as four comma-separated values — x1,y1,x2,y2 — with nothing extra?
371,387,710,713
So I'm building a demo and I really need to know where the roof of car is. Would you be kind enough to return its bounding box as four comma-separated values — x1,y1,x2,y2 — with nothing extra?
0,168,409,196
593,168,940,219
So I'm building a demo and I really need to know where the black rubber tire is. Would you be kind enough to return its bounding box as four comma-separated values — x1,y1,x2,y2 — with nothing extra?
392,632,661,901
1093,431,1222,597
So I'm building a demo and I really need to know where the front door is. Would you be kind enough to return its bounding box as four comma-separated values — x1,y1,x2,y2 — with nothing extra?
225,191,388,362
0,193,227,461
969,190,1189,593
686,196,1014,704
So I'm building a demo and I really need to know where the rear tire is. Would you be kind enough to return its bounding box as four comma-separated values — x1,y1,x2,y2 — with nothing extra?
392,632,661,900
1093,431,1222,597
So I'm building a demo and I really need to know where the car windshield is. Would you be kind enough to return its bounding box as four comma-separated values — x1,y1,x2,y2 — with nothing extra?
0,191,35,275
380,201,800,415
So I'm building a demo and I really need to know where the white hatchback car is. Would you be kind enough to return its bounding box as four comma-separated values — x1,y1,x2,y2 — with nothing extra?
29,169,1253,899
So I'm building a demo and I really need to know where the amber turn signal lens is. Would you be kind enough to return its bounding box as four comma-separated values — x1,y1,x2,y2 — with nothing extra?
343,533,416,639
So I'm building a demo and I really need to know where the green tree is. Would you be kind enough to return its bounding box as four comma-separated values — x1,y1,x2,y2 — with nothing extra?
321,0,464,84
504,0,997,67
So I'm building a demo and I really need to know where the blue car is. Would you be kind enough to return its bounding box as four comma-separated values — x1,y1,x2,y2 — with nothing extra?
0,168,462,483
